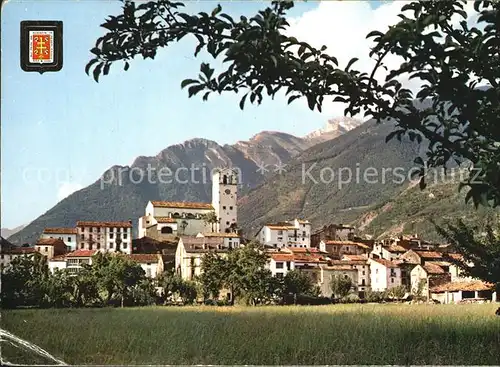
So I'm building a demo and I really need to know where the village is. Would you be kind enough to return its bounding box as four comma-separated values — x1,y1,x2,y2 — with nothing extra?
1,168,497,305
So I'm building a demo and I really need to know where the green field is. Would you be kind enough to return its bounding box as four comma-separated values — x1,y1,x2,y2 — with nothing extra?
2,304,500,365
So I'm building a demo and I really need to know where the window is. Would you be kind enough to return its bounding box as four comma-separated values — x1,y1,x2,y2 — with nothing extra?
362,271,365,275
44,246,48,252
110,233,114,239
276,273,284,278
109,243,114,249
81,234,85,240
226,221,229,225
391,278,394,283
97,227,101,233
277,237,283,241
278,230,283,235
375,269,379,274
228,241,232,247
225,189,231,194
276,262,284,269
80,243,84,249
229,206,233,210
123,233,128,239
362,279,365,286
68,237,71,242
161,227,173,234
96,243,101,250
223,206,226,210
123,243,127,249
1,254,3,259
302,231,306,236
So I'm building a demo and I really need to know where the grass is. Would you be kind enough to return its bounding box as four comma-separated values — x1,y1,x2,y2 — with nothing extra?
2,304,500,365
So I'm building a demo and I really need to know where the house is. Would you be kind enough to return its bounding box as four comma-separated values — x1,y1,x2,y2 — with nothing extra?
35,238,67,260
430,280,496,304
175,236,230,280
256,219,312,248
267,247,328,283
48,249,99,275
340,256,371,296
128,254,164,278
444,253,474,282
40,227,78,251
410,263,451,299
138,168,240,239
401,249,444,265
0,237,37,272
310,223,355,247
319,264,358,298
131,236,177,271
368,258,402,291
196,232,241,249
319,240,371,259
76,221,133,254
372,242,407,260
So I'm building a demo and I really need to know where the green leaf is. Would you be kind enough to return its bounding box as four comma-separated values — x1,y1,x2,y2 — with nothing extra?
181,79,199,89
211,4,222,17
93,63,103,83
85,59,99,76
345,58,358,71
288,95,300,104
239,94,248,110
103,63,111,76
366,30,384,39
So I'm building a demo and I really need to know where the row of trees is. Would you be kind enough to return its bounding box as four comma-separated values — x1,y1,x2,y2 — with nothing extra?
1,242,364,308
1,252,157,309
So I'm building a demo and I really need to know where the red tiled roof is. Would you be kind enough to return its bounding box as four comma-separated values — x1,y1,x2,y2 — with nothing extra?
285,247,322,253
447,253,464,261
329,260,367,266
66,249,98,257
43,227,77,234
423,263,445,275
271,254,295,262
128,254,159,263
371,258,401,268
151,201,213,210
414,250,443,259
77,221,132,228
323,240,370,249
431,280,494,293
342,254,368,261
155,217,177,224
385,244,407,253
36,238,66,246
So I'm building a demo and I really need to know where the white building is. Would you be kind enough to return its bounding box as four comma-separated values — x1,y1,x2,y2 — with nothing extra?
138,201,214,239
138,168,240,239
368,258,402,291
196,232,241,249
212,168,239,233
128,254,164,278
49,249,99,275
41,228,77,252
76,221,133,254
175,236,230,280
256,219,311,248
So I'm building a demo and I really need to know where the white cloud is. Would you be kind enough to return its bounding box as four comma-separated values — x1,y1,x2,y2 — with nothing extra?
57,182,83,201
286,1,478,117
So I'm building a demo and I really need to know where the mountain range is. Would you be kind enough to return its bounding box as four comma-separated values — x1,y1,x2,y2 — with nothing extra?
7,117,496,245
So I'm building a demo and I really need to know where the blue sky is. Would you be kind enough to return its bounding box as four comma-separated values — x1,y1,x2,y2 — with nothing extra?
1,0,384,229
